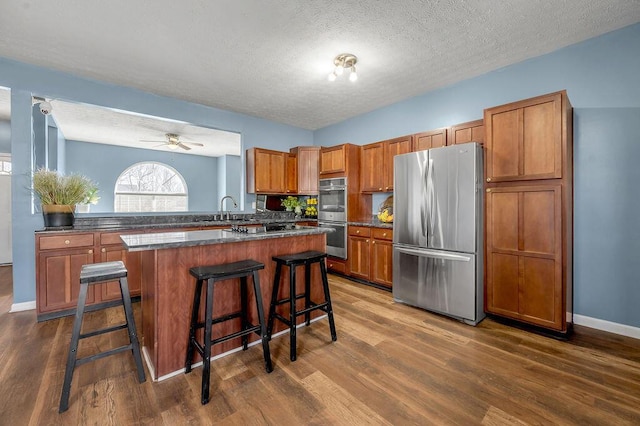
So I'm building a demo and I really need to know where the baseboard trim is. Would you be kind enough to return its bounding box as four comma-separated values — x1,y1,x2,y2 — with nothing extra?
10,300,36,313
573,314,640,340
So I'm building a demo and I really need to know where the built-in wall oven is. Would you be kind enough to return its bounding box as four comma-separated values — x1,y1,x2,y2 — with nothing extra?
318,177,348,259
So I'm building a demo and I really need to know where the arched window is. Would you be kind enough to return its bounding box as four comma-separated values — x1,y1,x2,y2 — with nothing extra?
114,162,188,212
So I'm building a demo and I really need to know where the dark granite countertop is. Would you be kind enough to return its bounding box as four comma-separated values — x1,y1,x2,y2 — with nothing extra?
348,218,393,229
35,212,318,233
121,225,331,252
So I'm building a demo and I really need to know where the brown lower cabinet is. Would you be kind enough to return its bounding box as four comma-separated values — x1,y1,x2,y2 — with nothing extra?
347,226,393,288
485,184,567,331
35,226,205,321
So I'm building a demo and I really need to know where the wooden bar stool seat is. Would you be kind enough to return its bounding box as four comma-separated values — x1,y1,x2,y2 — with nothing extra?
266,250,337,362
59,261,145,413
185,259,273,405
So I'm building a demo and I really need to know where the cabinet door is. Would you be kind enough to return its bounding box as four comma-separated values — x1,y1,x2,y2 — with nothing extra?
247,148,286,193
485,184,564,330
320,145,346,175
98,245,142,301
285,153,298,194
384,136,412,191
37,248,95,314
371,238,393,288
485,92,562,183
449,119,484,146
257,149,285,193
412,129,446,151
348,235,370,280
360,143,384,192
295,147,320,194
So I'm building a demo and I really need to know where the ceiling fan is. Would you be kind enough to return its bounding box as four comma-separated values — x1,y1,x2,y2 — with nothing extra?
140,133,204,151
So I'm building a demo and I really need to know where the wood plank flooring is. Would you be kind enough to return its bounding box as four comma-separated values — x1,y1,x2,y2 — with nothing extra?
1,264,639,425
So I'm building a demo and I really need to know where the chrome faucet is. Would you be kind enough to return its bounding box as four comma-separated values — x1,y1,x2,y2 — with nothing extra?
220,195,238,220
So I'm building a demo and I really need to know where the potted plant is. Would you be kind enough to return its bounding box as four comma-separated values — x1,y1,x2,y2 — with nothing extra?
32,168,98,228
281,195,305,215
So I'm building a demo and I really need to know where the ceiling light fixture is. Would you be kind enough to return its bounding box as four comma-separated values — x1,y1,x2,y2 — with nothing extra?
328,53,358,82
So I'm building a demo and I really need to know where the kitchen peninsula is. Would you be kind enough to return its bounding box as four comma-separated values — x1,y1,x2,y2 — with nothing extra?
120,225,331,380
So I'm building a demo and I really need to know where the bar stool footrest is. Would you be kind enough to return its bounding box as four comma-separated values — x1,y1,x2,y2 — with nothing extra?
273,293,309,307
193,310,244,331
75,343,135,367
211,324,262,346
79,323,129,340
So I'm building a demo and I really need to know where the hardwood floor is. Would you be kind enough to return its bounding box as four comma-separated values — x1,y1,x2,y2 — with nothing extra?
1,264,639,425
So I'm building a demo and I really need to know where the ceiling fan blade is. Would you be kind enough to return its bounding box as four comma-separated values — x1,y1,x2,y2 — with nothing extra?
177,142,192,150
139,139,165,143
183,142,204,147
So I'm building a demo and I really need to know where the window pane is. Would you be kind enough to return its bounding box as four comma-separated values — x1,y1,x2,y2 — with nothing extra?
114,162,188,212
115,163,186,193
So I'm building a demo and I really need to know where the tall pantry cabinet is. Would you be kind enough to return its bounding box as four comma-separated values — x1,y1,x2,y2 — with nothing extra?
484,91,573,334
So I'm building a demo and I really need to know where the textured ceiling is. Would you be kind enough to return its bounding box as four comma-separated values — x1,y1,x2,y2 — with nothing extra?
0,1,639,131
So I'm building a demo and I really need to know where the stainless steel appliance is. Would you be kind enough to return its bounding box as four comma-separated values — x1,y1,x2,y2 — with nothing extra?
318,177,348,258
393,143,484,325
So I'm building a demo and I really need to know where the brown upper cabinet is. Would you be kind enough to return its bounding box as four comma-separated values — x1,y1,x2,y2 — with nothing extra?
319,144,347,175
246,147,286,194
412,128,447,151
384,136,412,191
285,152,297,194
290,146,320,194
360,142,384,192
485,91,569,183
448,119,484,146
361,135,411,192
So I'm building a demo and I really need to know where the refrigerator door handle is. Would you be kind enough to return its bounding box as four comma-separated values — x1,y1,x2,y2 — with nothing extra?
426,157,434,242
420,159,428,239
395,246,472,262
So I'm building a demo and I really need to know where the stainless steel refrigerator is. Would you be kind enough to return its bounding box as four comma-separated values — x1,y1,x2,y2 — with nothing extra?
392,142,484,325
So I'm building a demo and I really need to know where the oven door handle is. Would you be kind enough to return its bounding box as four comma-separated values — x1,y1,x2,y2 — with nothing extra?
318,221,346,228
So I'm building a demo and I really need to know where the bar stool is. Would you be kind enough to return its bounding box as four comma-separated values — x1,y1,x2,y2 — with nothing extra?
59,261,145,413
185,259,273,405
266,251,337,362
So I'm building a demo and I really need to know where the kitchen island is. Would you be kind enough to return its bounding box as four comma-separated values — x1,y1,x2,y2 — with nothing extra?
121,225,331,380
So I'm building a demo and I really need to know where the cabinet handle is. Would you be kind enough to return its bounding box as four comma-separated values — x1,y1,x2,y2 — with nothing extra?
64,240,70,245
385,186,390,190
486,177,492,182
366,240,369,243
486,189,491,193
378,187,382,191
383,233,387,237
88,249,93,254
356,230,360,234
372,240,375,244
101,248,106,253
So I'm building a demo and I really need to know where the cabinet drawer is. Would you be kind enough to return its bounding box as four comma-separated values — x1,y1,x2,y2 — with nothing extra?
372,228,393,241
349,226,371,237
100,232,128,245
39,233,94,250
327,258,346,274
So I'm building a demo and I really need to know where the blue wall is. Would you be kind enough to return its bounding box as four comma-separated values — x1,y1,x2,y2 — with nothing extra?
2,57,312,305
66,140,220,212
0,120,9,153
315,23,640,328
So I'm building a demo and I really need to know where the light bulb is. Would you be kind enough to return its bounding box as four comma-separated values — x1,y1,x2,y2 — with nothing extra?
334,65,344,76
328,72,337,82
349,67,358,82
168,144,179,150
